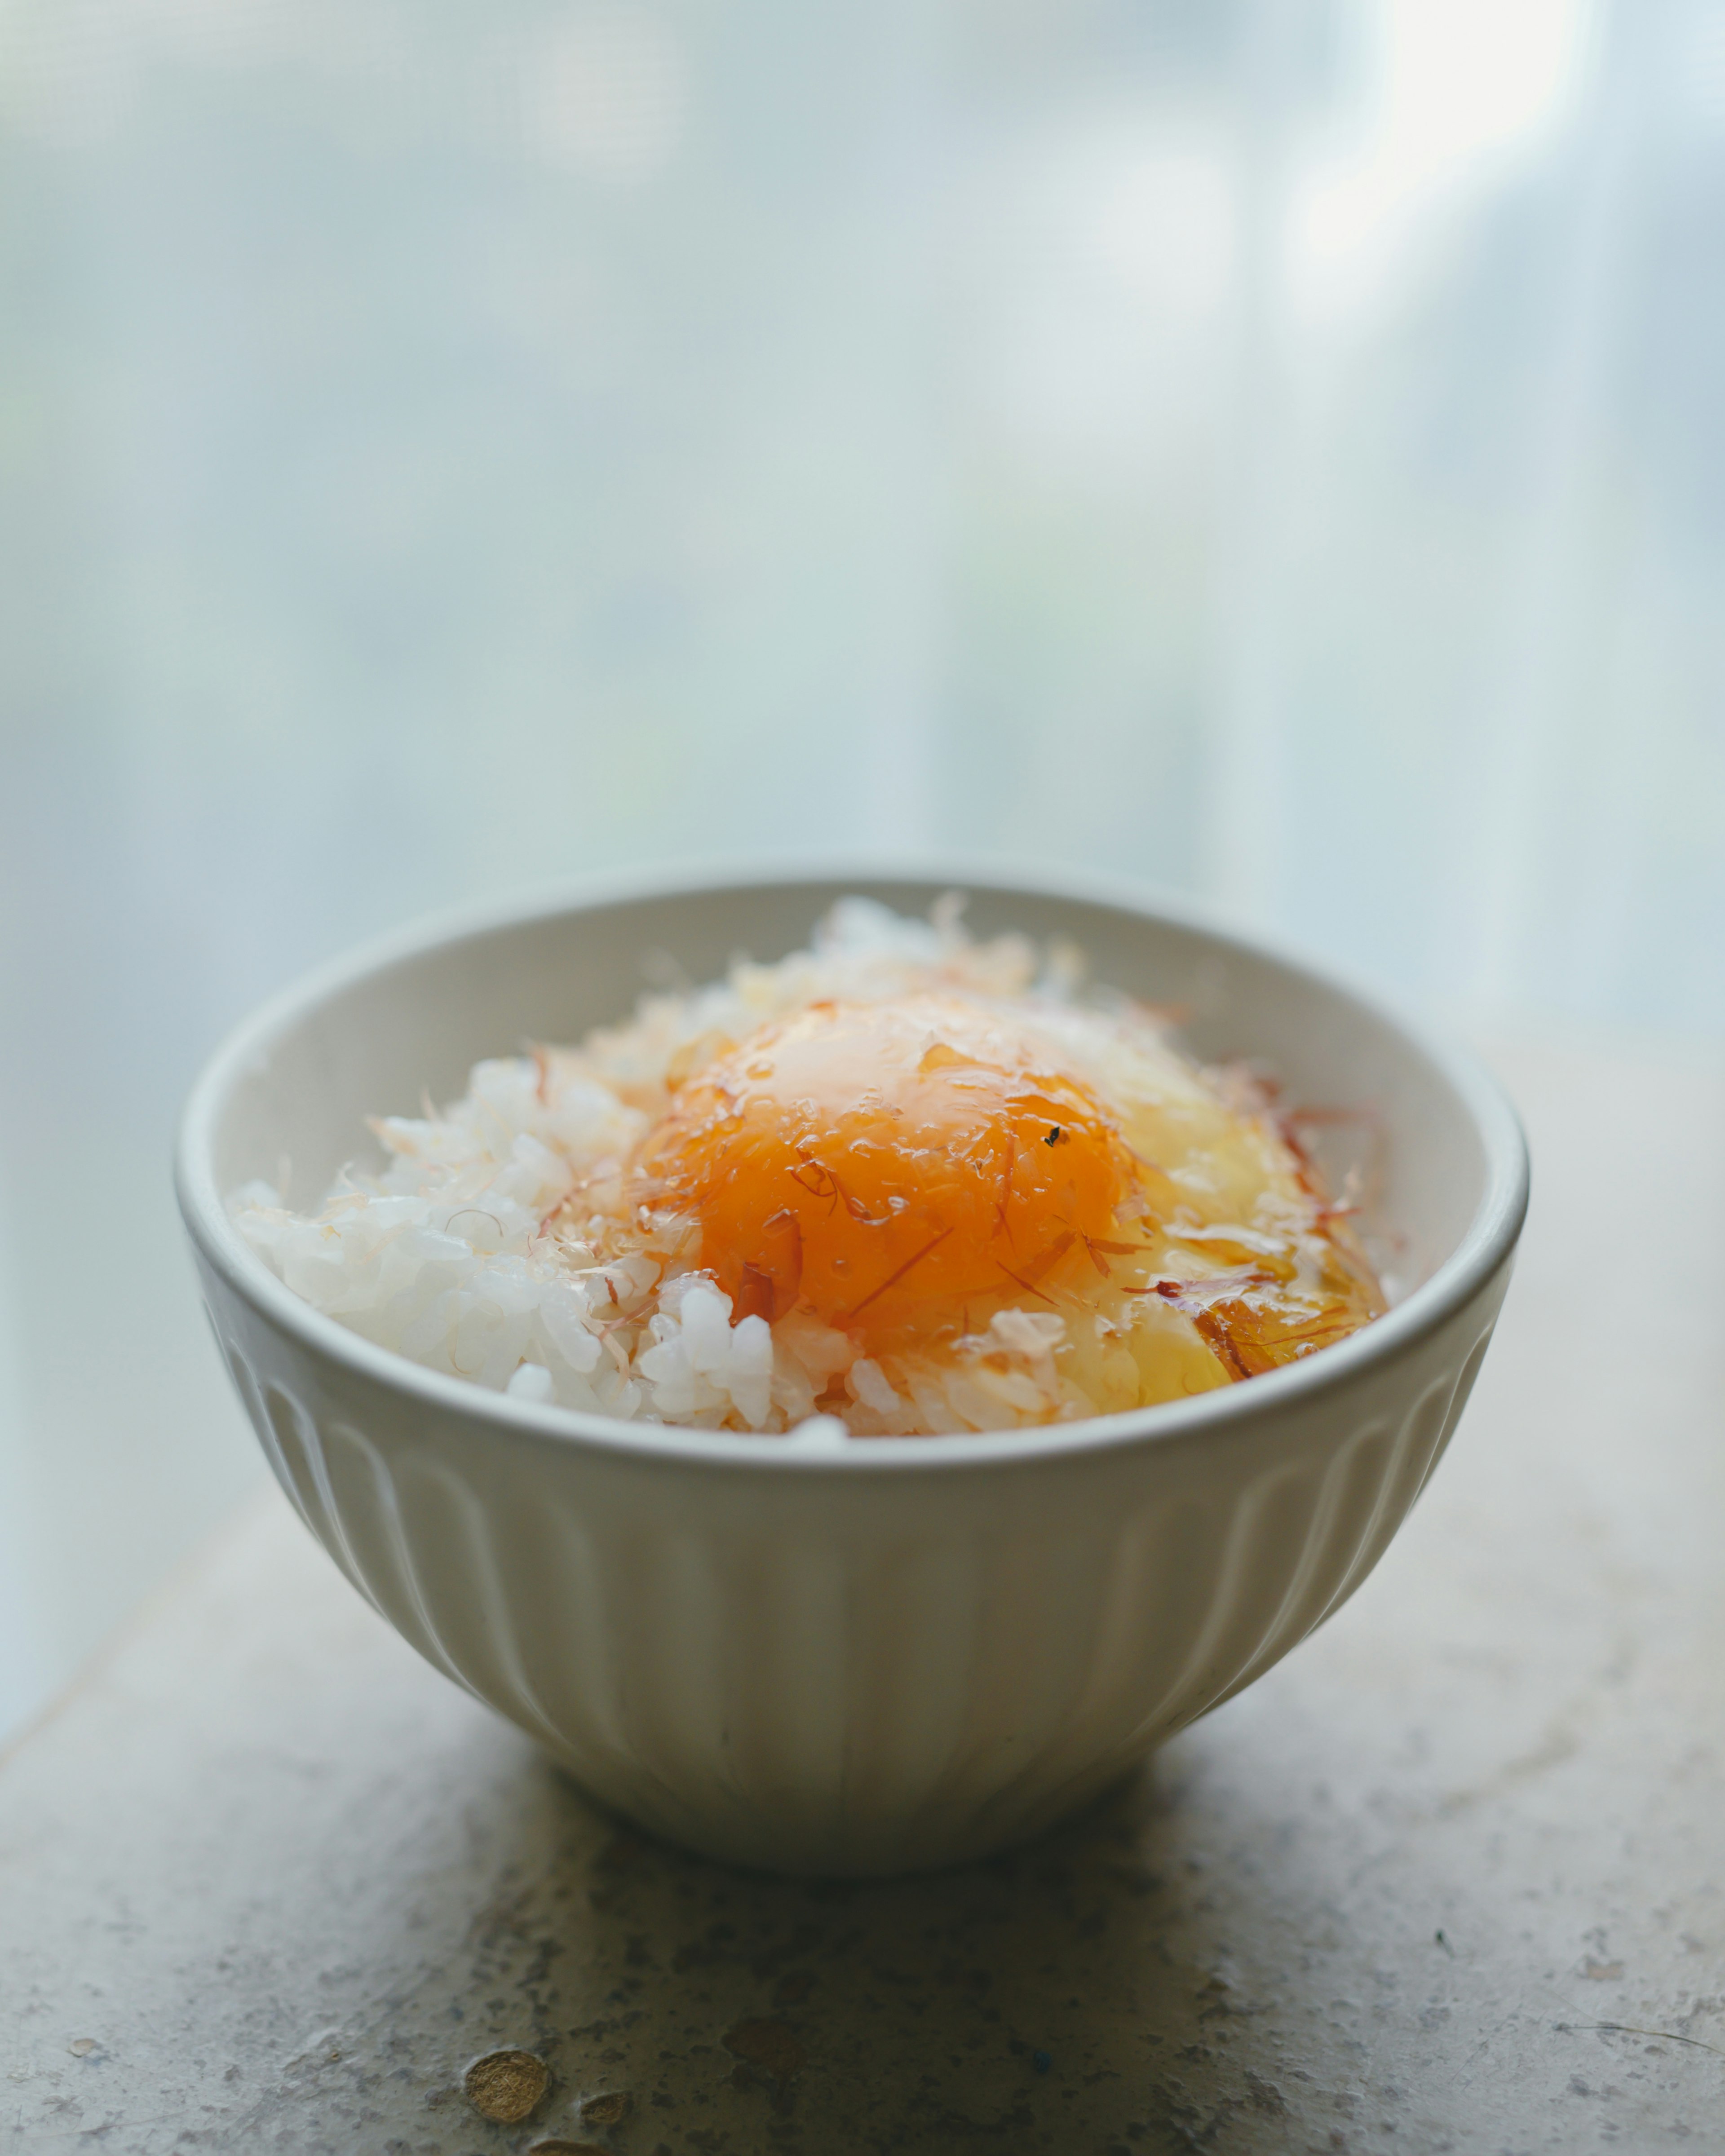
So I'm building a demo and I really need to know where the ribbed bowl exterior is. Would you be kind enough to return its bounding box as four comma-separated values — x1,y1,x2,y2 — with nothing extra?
196,1247,1512,1875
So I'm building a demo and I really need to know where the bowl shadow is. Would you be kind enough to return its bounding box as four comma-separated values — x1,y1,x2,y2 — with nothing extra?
253,1721,1339,2155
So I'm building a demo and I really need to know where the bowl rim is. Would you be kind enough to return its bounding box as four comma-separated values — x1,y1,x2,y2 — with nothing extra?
175,856,1529,1479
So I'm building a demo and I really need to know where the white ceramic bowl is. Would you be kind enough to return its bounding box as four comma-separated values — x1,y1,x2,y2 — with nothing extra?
177,866,1527,1876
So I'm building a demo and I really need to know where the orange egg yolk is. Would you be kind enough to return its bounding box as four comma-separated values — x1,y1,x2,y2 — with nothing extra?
631,994,1141,1352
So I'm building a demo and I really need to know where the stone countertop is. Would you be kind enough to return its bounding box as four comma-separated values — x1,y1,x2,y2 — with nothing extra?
4,1034,1723,2154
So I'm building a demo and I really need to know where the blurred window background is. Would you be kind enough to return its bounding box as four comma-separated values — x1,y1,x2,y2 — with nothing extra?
3,0,1722,1739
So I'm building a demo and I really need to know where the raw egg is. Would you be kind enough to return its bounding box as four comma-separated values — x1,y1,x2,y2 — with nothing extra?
632,994,1146,1356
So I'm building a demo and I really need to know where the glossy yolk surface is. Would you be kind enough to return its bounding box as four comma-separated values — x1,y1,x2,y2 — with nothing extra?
631,994,1140,1352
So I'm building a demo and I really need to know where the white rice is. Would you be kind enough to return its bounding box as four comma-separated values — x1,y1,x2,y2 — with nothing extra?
232,897,1380,1437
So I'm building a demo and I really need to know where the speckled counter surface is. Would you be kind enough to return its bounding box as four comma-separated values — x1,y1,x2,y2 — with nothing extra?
4,1035,1724,2155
